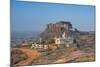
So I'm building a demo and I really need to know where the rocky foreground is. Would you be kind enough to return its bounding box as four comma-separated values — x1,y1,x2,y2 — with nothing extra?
11,46,95,67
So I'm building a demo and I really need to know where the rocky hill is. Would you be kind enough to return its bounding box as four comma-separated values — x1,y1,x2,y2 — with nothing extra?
40,21,73,39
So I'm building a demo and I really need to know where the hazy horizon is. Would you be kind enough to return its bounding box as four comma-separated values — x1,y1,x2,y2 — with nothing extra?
11,0,95,32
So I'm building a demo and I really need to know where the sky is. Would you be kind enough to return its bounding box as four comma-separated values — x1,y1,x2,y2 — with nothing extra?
11,0,95,32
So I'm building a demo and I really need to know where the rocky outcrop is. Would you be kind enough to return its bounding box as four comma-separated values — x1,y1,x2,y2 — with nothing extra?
40,21,73,39
11,48,41,66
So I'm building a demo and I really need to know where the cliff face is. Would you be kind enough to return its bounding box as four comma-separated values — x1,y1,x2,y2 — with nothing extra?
40,21,73,39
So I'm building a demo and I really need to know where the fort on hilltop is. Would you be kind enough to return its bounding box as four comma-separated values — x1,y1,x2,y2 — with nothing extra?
40,21,78,39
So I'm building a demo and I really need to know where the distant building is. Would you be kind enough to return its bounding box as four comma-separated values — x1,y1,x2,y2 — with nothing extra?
54,32,66,45
31,43,43,49
54,31,74,48
31,43,48,50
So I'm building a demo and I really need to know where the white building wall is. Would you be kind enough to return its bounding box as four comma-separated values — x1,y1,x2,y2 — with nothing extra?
55,38,65,45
